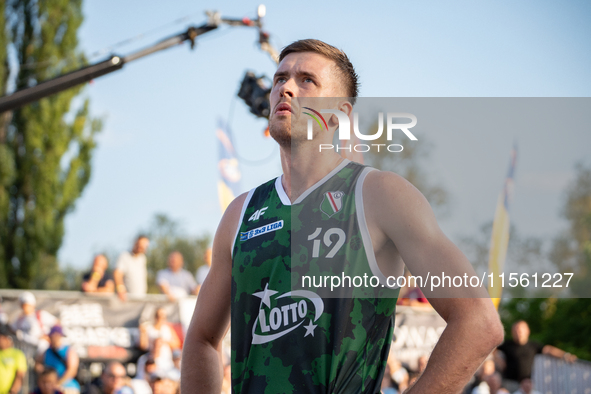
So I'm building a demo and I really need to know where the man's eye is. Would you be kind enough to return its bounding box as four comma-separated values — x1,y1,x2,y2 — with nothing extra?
276,77,286,83
304,78,314,83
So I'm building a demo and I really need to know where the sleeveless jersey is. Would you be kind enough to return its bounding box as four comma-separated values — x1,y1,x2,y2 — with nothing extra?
231,160,399,394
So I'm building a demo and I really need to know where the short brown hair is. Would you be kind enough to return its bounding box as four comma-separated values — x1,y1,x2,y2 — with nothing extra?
279,39,359,104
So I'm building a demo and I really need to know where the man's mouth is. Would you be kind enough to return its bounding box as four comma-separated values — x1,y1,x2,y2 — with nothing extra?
275,102,292,115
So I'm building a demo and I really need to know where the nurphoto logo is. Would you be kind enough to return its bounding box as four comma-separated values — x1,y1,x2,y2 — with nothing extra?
304,108,418,153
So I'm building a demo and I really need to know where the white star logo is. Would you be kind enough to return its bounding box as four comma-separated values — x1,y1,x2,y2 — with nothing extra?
303,319,317,337
252,283,278,308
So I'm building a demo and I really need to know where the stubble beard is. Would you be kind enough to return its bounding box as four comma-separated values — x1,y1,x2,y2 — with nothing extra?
269,118,291,148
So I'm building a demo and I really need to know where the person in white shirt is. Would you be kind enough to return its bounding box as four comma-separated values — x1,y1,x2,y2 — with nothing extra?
10,291,57,352
113,235,150,301
194,248,212,295
156,252,198,301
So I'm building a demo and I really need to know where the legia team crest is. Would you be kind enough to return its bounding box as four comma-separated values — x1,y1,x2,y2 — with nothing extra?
320,191,344,218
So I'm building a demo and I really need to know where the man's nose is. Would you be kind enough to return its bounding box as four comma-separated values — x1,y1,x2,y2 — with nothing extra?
279,80,295,98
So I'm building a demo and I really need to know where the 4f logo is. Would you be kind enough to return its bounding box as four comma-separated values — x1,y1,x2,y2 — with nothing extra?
248,207,268,221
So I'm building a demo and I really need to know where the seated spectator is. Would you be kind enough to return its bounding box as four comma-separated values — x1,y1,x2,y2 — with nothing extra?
136,338,174,381
11,291,57,352
156,252,198,301
380,364,399,394
35,326,80,394
149,371,178,394
31,368,63,394
512,378,541,394
195,248,212,295
81,254,114,294
387,352,408,392
468,355,496,393
139,307,180,355
130,358,154,394
0,325,27,394
87,362,127,394
485,372,510,394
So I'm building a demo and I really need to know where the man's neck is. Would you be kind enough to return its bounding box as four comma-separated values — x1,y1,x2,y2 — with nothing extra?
279,144,344,202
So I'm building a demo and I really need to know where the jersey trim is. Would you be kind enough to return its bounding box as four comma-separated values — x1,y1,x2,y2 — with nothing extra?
231,187,256,258
355,167,400,289
293,159,351,204
275,176,292,206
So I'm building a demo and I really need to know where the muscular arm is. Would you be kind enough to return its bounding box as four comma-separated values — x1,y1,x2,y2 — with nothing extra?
365,171,504,393
181,193,245,393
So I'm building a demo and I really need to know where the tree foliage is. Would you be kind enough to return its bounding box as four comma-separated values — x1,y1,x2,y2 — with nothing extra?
498,163,591,360
0,0,101,288
549,163,591,297
142,213,211,294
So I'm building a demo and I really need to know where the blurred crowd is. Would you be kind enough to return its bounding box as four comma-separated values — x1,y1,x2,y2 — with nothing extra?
0,235,579,394
0,235,217,394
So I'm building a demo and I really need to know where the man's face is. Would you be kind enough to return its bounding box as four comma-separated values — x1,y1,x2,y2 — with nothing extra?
512,321,530,345
93,255,108,273
103,364,127,393
49,332,62,348
134,237,150,254
22,303,35,315
0,334,11,350
38,373,58,394
168,252,183,272
269,52,344,146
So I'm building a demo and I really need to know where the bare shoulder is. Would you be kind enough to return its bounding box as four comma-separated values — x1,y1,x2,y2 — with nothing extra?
214,191,250,255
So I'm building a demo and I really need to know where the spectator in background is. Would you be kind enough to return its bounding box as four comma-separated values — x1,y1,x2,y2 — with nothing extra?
387,352,408,393
149,371,178,394
512,378,541,394
129,358,154,394
31,368,63,394
483,372,509,394
168,349,182,382
497,320,576,392
113,235,150,301
195,248,212,294
156,252,198,301
11,291,58,352
139,308,180,355
35,326,80,394
0,297,8,325
81,254,114,294
0,325,27,394
87,362,127,394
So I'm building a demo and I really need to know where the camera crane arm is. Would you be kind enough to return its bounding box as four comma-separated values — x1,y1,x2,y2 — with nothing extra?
0,5,277,114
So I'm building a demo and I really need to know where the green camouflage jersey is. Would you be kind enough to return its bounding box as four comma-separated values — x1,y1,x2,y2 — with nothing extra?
231,159,400,394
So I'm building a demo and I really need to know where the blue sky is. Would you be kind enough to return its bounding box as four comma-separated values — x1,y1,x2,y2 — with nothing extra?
58,0,591,269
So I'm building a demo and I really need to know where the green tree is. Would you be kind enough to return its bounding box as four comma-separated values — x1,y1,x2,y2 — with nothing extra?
498,163,591,360
142,213,211,294
549,162,591,297
0,0,101,288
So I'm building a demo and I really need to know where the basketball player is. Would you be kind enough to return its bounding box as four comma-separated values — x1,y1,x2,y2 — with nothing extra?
181,39,504,393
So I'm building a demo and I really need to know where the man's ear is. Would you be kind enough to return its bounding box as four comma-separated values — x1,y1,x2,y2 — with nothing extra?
327,100,353,127
338,100,353,118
